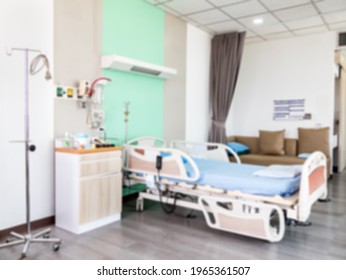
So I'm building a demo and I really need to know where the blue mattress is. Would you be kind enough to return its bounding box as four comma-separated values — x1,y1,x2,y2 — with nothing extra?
189,159,300,197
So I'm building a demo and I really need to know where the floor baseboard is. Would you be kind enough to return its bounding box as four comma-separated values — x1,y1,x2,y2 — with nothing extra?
0,216,55,241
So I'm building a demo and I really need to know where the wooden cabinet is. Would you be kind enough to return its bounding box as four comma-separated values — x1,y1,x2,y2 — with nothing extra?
55,148,122,234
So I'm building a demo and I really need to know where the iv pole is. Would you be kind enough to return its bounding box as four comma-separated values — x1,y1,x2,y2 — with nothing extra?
0,47,61,259
124,102,130,144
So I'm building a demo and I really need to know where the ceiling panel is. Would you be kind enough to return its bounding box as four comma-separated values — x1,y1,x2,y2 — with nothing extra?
221,1,267,18
285,16,324,30
323,10,346,24
238,12,279,28
274,4,319,21
259,0,311,10
163,0,213,15
145,0,172,4
315,0,346,13
293,25,328,35
207,0,250,7
206,20,246,33
145,0,159,4
253,23,288,35
187,9,230,25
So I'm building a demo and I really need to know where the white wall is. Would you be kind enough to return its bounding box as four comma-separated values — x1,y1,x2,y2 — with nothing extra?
0,0,54,230
228,32,336,153
164,14,187,143
54,0,102,138
185,24,212,142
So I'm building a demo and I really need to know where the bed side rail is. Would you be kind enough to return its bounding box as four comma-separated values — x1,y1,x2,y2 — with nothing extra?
123,145,201,182
170,140,241,164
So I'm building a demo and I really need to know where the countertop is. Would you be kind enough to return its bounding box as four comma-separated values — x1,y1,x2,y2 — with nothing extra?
55,146,122,154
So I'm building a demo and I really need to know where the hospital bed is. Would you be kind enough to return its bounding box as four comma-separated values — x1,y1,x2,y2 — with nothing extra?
123,140,328,242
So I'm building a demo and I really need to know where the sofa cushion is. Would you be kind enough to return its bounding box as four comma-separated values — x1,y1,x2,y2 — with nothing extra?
259,130,285,155
284,139,298,156
298,127,330,157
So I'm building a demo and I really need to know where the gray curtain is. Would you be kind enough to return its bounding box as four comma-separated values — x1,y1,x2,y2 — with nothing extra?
208,31,246,144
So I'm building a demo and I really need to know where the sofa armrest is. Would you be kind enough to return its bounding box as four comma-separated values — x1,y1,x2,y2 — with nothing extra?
231,136,260,154
227,136,236,142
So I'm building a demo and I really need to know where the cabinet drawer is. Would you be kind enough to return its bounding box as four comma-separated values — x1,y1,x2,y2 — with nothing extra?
80,158,121,177
80,151,121,162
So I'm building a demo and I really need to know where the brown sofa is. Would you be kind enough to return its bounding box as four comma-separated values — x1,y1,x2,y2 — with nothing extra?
227,134,331,177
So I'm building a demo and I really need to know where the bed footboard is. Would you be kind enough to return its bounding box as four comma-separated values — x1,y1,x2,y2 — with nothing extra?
198,196,285,242
287,151,328,222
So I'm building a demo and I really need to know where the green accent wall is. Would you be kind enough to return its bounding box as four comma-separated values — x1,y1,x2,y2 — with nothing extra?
102,0,164,143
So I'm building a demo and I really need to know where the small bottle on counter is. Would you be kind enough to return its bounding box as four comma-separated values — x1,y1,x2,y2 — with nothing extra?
63,132,73,148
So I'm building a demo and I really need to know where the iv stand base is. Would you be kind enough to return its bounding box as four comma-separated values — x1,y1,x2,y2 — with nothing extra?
0,227,61,259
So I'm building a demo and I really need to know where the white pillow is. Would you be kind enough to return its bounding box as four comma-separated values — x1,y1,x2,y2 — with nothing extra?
253,165,302,179
298,153,311,159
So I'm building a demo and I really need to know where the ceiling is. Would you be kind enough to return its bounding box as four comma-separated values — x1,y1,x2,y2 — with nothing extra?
144,0,346,43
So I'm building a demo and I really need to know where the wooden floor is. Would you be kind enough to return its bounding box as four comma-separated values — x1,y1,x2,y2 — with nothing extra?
1,171,346,260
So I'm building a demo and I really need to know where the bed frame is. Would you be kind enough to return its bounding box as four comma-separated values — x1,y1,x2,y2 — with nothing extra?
123,142,327,242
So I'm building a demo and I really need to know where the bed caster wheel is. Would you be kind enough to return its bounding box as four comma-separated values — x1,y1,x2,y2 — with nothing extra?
52,243,60,252
43,234,50,239
19,253,26,260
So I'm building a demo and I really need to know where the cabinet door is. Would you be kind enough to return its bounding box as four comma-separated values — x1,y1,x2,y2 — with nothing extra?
79,173,122,225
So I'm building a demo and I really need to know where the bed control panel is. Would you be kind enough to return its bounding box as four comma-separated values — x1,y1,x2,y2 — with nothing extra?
156,155,162,171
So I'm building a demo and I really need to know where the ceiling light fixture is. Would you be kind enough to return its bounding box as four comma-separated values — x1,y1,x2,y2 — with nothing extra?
253,18,263,25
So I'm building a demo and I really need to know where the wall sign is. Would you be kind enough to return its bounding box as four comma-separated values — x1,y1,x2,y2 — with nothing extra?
273,99,311,120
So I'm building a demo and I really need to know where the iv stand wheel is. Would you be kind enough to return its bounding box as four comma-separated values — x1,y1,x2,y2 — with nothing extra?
0,227,62,259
